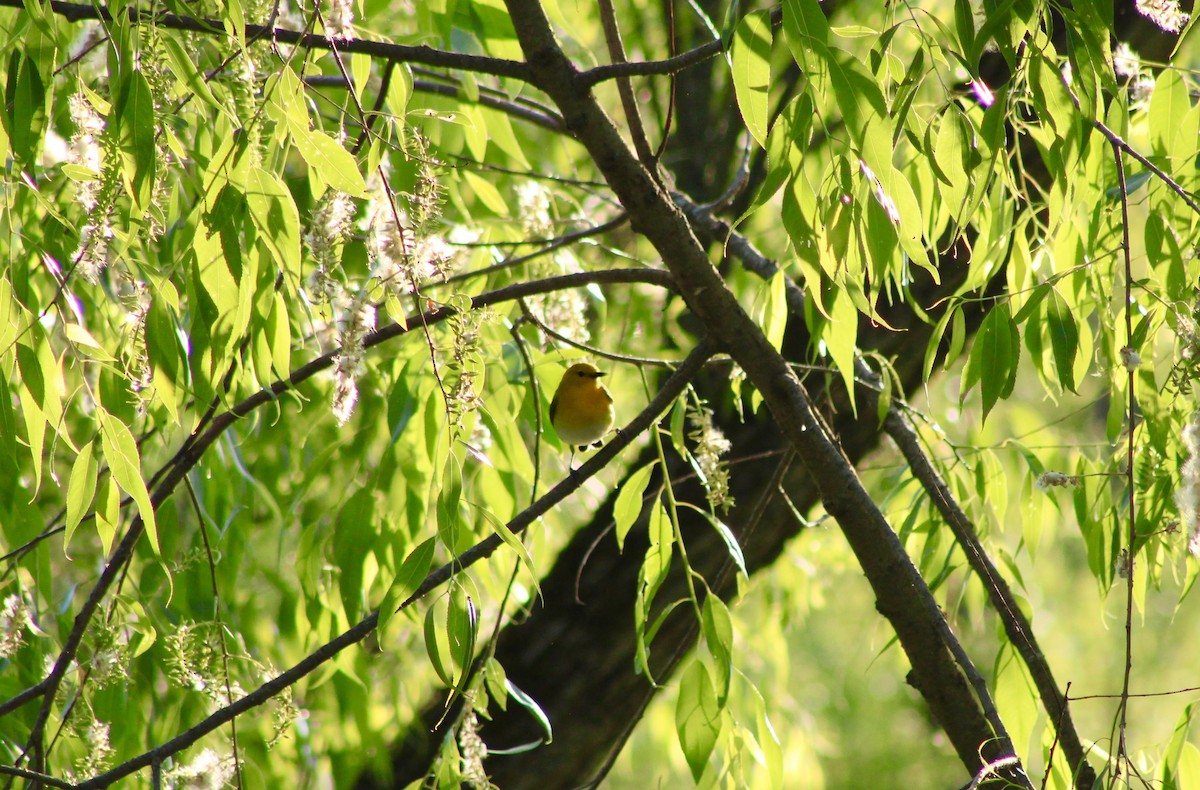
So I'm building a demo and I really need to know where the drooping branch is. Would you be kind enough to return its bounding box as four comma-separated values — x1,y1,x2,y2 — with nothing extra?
883,406,1095,785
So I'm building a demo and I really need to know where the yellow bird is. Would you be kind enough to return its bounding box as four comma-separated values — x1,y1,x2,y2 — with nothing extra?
549,362,615,465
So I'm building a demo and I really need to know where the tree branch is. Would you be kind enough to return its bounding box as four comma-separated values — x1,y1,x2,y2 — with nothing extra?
0,268,675,727
680,190,1094,785
579,38,724,87
503,0,1028,781
72,340,715,789
0,0,532,80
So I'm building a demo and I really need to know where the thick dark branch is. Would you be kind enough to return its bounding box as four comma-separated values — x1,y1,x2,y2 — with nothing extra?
503,0,1027,782
682,193,1093,785
884,407,1095,785
0,0,532,80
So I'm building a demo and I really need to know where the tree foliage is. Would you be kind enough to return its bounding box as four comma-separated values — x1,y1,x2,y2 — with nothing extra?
1,0,1200,788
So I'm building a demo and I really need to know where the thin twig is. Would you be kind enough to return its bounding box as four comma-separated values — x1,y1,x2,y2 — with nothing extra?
1111,132,1138,788
597,0,659,177
579,39,724,87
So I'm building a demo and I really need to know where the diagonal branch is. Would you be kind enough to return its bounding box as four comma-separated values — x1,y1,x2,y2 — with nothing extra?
70,340,715,789
503,0,1029,782
0,269,675,729
883,405,1096,786
680,192,1095,784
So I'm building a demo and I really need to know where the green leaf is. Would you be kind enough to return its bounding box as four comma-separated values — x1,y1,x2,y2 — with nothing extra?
702,511,747,578
732,11,773,148
962,303,1019,422
64,440,99,550
334,488,375,621
3,49,46,166
783,0,830,50
824,288,859,412
702,596,734,703
246,167,302,285
97,407,159,554
933,107,970,208
1044,289,1079,393
676,660,723,781
447,589,478,680
505,679,553,745
954,0,975,52
761,271,789,352
1149,68,1188,156
114,69,157,207
424,604,455,686
614,461,657,551
640,502,673,606
396,538,437,605
1028,53,1076,137
462,170,509,215
292,126,368,197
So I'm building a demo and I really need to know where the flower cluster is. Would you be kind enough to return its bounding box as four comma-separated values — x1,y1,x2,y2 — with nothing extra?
0,594,30,658
332,294,376,425
1136,0,1189,32
306,189,357,271
458,708,489,788
690,406,735,512
68,91,105,212
325,0,356,39
164,748,237,790
1177,416,1200,556
445,308,488,433
1035,471,1081,490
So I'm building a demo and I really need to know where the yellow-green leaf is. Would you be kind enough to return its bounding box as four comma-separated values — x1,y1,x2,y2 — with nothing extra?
732,11,773,148
98,407,159,554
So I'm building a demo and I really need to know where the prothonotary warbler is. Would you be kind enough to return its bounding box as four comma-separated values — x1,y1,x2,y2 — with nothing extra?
550,362,615,467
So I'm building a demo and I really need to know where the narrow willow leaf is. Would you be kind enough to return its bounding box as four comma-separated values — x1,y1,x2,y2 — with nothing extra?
378,537,433,644
963,303,1019,422
762,271,789,352
424,604,455,687
505,679,553,745
292,126,367,197
334,488,375,621
703,512,747,578
448,591,479,683
1044,290,1079,393
1149,68,1188,155
614,461,657,551
246,167,302,283
702,596,734,703
4,49,46,166
463,170,509,215
676,660,723,781
825,289,859,412
1029,53,1076,136
732,11,773,148
98,407,159,554
64,440,98,550
115,69,157,207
